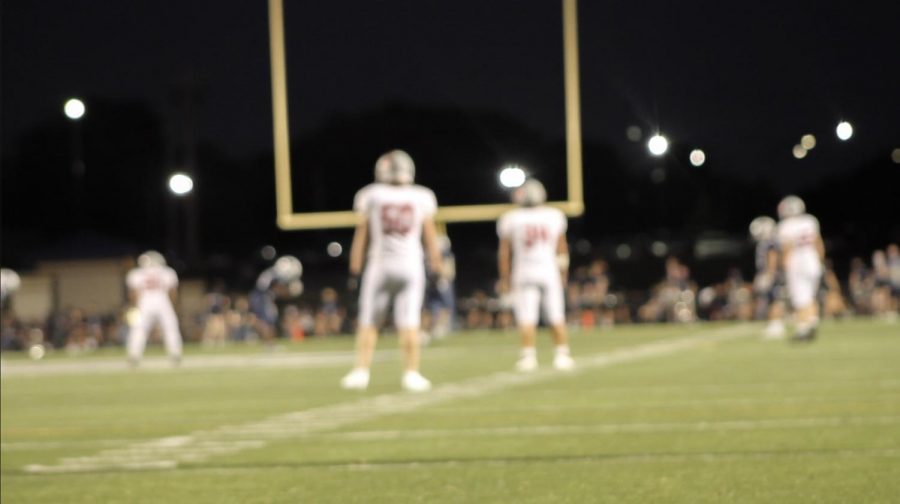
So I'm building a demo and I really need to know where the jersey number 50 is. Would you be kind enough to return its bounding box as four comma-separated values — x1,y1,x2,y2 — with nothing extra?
381,204,414,236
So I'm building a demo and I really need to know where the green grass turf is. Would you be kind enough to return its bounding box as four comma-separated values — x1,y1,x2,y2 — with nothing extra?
2,320,898,503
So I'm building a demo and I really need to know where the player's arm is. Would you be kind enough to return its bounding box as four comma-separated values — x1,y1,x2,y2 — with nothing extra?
497,237,511,293
815,235,825,263
422,217,443,275
349,215,369,276
168,271,179,304
765,249,779,276
556,234,570,287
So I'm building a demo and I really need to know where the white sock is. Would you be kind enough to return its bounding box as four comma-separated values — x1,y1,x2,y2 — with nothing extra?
520,346,536,358
555,345,570,356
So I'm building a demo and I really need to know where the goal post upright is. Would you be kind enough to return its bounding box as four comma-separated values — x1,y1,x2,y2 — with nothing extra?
269,0,584,230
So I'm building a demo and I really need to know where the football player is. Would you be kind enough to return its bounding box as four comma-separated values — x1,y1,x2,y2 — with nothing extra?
497,178,574,372
341,149,443,392
749,216,786,338
249,255,303,343
0,267,21,313
775,196,825,342
125,251,183,366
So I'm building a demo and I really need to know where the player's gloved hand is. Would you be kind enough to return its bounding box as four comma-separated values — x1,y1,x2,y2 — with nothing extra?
347,274,361,292
426,269,441,287
753,273,773,293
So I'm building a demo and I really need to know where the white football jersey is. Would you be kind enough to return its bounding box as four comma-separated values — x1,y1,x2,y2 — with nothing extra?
355,183,437,263
127,265,178,301
777,214,820,251
497,206,567,272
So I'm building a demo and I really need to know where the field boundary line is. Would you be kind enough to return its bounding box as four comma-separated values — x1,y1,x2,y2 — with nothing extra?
23,324,754,474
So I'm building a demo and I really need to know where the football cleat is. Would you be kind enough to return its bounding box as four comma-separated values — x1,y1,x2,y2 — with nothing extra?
340,368,370,390
402,371,432,392
553,353,575,371
515,355,539,373
762,320,786,340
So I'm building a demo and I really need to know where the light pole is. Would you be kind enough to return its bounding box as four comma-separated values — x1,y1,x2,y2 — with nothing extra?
167,172,195,264
64,98,86,226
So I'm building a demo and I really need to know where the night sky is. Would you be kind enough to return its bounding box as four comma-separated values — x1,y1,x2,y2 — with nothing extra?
2,0,899,283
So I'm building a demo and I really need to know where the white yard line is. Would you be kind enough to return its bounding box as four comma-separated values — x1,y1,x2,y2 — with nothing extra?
1,348,464,377
321,415,900,441
23,324,754,474
334,447,900,471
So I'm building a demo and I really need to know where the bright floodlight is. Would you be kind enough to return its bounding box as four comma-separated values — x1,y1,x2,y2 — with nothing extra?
615,244,632,260
498,165,526,188
647,134,669,156
64,98,85,120
260,245,277,261
836,121,853,141
651,241,668,257
168,173,194,195
626,125,642,142
689,149,706,167
326,242,343,257
792,144,808,159
801,134,816,150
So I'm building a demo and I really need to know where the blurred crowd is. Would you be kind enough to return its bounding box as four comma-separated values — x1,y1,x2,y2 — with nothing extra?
2,244,898,353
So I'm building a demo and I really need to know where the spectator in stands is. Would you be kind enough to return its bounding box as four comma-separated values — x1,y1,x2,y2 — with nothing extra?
888,243,900,316
821,260,850,319
848,256,872,315
314,287,344,336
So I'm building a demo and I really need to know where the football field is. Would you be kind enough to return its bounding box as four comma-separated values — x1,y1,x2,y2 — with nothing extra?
2,320,898,503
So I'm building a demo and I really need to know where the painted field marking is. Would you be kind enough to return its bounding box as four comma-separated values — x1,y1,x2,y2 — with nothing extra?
23,324,754,474
322,415,900,441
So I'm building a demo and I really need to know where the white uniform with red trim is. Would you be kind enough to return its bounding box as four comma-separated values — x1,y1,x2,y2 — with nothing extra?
777,213,823,310
355,183,437,329
497,206,567,326
126,264,182,359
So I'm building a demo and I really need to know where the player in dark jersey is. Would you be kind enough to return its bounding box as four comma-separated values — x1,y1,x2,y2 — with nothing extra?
750,216,786,339
248,255,303,344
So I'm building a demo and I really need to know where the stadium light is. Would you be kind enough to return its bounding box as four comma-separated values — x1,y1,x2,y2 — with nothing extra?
326,242,343,257
801,134,816,150
651,241,668,257
498,165,527,188
260,245,277,261
64,98,86,120
626,125,642,142
647,134,668,156
689,149,706,167
615,244,632,260
836,121,853,141
792,144,808,159
168,173,194,196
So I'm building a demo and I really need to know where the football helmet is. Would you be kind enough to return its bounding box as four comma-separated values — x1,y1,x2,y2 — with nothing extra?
777,195,805,219
1,268,21,301
273,255,303,281
512,179,547,207
374,149,415,185
749,216,776,241
137,250,167,267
